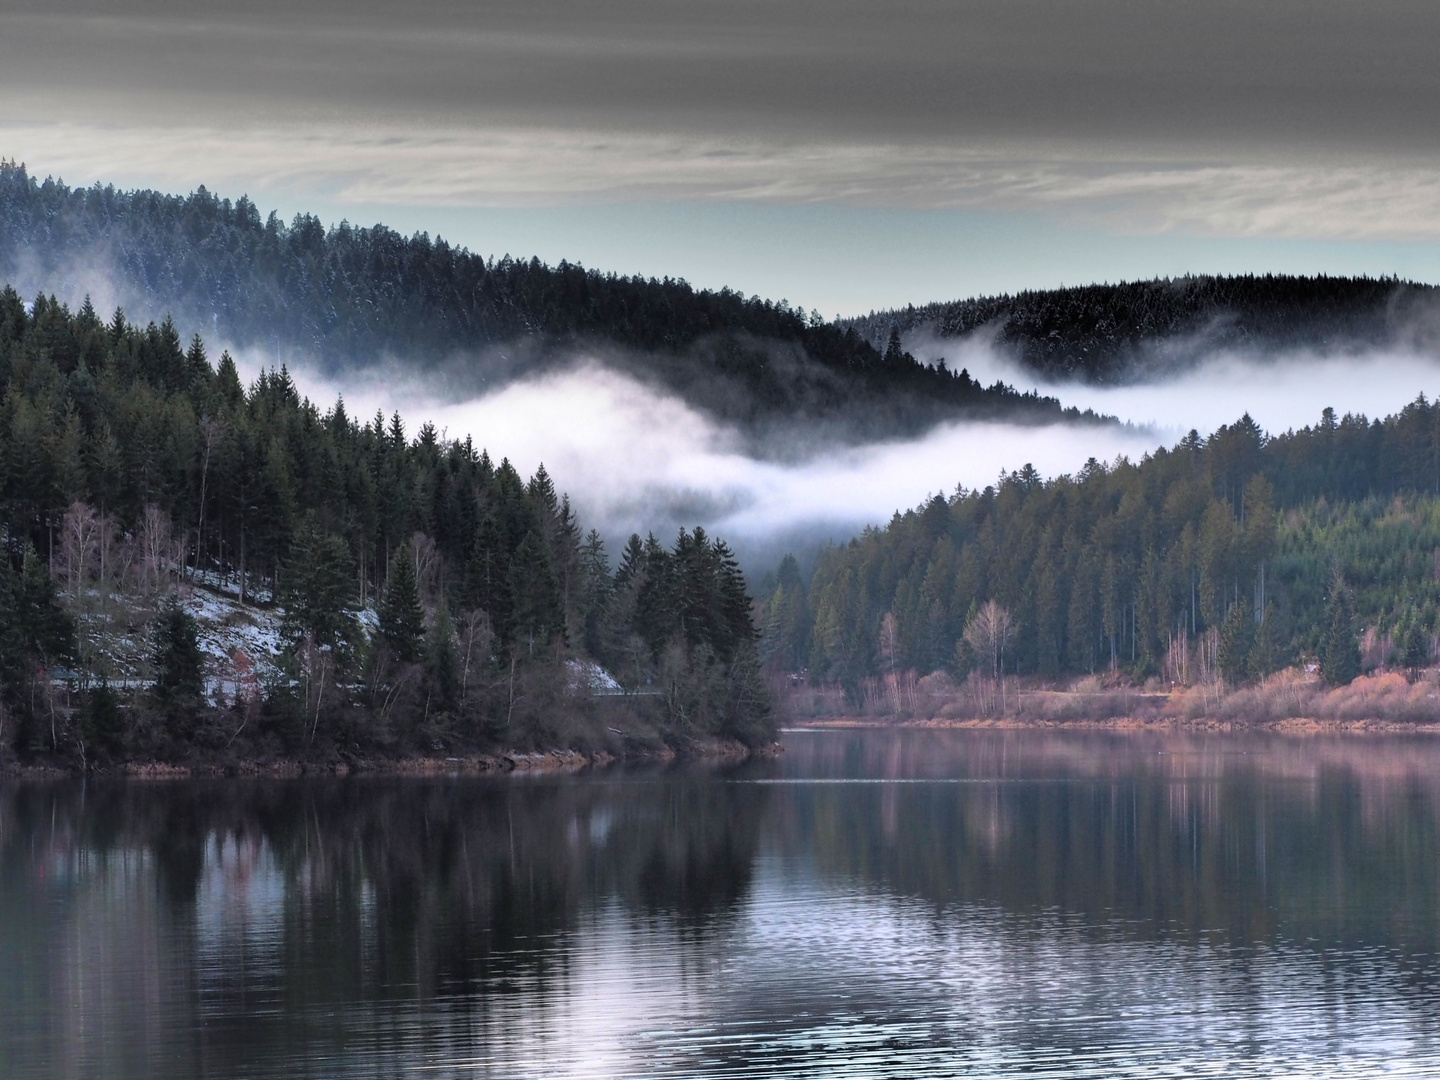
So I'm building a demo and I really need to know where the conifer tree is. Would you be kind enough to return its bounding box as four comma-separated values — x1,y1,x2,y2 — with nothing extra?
576,529,612,657
380,544,425,664
213,351,245,412
15,548,75,678
1401,615,1430,678
281,521,358,652
508,530,561,651
0,548,74,752
1249,604,1282,680
186,334,209,388
1217,601,1252,686
150,603,205,745
1320,583,1361,686
80,683,124,759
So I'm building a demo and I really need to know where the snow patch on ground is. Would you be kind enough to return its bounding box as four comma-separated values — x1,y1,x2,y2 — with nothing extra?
183,586,287,685
356,606,379,635
567,659,624,695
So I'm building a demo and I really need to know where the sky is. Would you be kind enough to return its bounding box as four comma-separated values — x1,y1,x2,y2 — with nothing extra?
4,0,1440,316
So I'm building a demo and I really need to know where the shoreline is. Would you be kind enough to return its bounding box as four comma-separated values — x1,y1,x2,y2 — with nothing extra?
783,668,1440,735
787,716,1440,735
0,736,783,782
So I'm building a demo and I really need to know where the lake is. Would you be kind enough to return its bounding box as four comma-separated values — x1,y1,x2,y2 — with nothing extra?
4,728,1440,1078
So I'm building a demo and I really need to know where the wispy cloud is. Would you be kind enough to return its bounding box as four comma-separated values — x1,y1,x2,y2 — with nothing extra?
9,121,1440,243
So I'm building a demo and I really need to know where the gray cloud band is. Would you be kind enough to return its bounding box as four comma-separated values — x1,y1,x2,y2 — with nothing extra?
4,2,1439,148
5,2,1440,242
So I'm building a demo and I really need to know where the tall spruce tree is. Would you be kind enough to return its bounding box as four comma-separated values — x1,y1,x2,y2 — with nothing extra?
150,603,205,746
1217,602,1253,686
380,546,425,664
281,521,358,652
1249,604,1281,680
1319,583,1361,687
508,530,561,651
1401,615,1430,677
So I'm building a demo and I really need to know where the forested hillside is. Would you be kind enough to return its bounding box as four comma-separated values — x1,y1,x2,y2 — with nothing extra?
0,162,1088,435
760,400,1440,693
0,287,772,765
846,275,1440,382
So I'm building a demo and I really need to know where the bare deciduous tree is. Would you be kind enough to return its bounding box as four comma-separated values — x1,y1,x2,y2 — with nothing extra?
963,600,1017,714
410,531,441,609
134,504,180,599
57,501,100,601
458,608,493,708
58,501,121,684
964,600,1015,679
195,416,223,577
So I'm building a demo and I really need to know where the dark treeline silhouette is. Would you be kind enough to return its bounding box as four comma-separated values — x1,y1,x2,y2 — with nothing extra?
845,275,1440,382
0,162,1095,435
761,400,1440,691
0,287,772,765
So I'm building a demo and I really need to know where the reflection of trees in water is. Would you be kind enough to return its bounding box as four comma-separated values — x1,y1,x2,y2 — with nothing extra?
0,774,768,1075
778,730,1440,954
4,773,768,939
613,778,766,924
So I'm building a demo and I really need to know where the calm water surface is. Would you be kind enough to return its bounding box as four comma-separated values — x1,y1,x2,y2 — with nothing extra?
4,728,1440,1078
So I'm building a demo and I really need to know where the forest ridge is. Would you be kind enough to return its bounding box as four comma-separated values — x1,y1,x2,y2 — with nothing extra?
0,162,1091,437
844,276,1440,382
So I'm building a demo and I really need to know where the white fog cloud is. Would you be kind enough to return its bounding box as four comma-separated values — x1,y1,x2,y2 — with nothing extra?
228,337,1440,563
232,355,1158,551
915,334,1440,438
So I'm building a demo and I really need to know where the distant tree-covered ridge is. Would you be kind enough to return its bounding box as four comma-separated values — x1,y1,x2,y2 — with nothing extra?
760,399,1440,695
0,162,1095,436
0,286,773,765
845,275,1440,382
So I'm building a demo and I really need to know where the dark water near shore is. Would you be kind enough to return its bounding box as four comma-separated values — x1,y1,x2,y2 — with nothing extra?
5,728,1440,1078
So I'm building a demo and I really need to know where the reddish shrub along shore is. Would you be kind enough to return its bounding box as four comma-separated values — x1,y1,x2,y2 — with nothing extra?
784,667,1440,729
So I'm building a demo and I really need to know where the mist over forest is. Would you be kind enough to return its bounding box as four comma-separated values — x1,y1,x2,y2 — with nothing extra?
12,162,1440,565
0,163,1086,443
5,160,1440,769
12,4,1440,1078
847,275,1440,383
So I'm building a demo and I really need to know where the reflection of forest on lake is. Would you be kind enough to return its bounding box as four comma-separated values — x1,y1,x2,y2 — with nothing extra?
774,729,1440,952
0,773,769,1077
4,729,1440,1078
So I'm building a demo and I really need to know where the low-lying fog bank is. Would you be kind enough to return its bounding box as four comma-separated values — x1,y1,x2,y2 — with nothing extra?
244,353,1161,562
245,337,1440,569
909,331,1440,438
